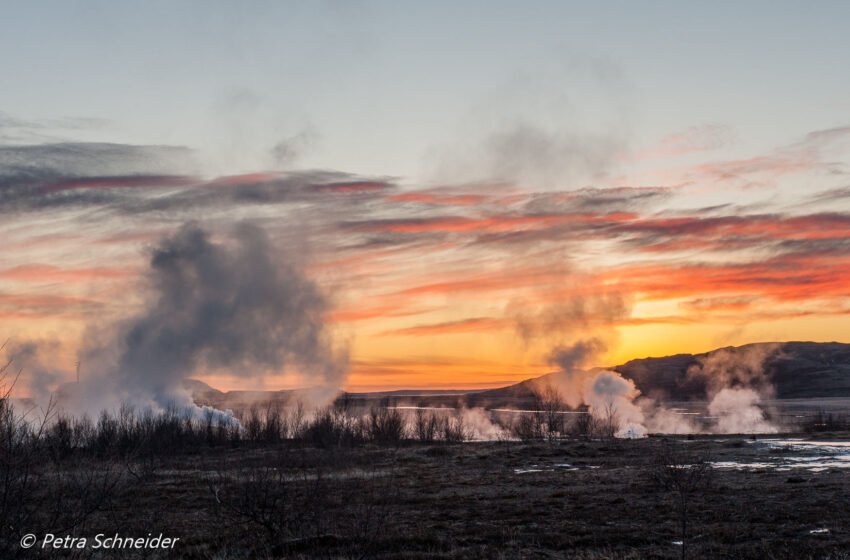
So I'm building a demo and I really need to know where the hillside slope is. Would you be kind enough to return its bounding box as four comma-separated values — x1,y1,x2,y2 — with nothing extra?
478,341,850,402
186,342,850,408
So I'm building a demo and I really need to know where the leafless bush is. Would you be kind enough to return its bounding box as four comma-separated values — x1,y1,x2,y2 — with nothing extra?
414,409,440,443
366,404,407,445
304,405,366,448
0,357,123,555
569,410,598,440
336,460,401,559
288,400,307,440
508,385,569,441
243,405,263,442
596,402,619,440
648,441,714,560
263,402,285,442
441,414,470,443
240,403,285,443
801,409,850,433
536,385,566,440
206,447,328,556
511,412,544,441
207,445,400,558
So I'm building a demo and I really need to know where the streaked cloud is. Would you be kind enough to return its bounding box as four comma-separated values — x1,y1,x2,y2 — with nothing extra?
3,123,850,391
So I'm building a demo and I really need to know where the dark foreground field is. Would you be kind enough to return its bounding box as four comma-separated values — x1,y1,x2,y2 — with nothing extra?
7,436,850,559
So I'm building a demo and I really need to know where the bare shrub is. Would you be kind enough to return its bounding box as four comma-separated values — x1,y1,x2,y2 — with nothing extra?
569,409,598,439
441,414,470,443
207,447,329,555
508,385,568,441
207,446,401,558
0,358,122,555
511,412,543,441
304,405,365,448
597,402,619,440
536,385,566,440
414,409,440,443
801,409,850,433
244,405,263,442
336,460,401,558
288,400,307,440
262,402,285,442
366,404,407,445
648,441,714,560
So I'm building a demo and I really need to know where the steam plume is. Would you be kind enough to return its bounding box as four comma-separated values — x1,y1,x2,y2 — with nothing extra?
548,338,607,374
72,222,346,414
686,344,781,433
545,338,646,437
544,339,783,436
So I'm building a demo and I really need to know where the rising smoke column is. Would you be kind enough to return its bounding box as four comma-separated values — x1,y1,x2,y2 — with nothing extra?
74,222,346,414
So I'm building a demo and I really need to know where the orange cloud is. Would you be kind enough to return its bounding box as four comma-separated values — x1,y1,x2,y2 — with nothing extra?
605,254,850,302
329,305,430,323
0,292,101,320
0,264,135,283
379,316,508,337
680,296,758,312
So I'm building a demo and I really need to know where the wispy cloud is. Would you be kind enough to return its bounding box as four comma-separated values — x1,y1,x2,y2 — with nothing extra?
3,124,850,390
635,124,734,160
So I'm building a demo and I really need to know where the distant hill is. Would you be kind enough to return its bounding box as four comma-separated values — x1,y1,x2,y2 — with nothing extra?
477,341,850,403
183,380,469,410
185,342,850,409
185,379,310,410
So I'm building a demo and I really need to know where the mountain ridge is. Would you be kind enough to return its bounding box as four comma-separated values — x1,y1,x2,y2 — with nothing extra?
187,341,850,408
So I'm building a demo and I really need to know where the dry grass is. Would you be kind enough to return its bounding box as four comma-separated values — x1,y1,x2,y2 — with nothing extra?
4,434,850,558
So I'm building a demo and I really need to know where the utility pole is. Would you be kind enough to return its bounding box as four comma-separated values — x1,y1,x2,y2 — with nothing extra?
75,360,80,384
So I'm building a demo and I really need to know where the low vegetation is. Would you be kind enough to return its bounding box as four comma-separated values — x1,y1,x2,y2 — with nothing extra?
4,364,850,558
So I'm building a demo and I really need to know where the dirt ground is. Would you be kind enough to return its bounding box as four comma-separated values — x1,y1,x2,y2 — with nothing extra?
11,435,850,559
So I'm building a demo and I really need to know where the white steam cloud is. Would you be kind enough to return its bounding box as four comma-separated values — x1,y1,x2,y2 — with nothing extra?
59,221,346,417
685,344,781,434
543,339,783,436
545,337,646,438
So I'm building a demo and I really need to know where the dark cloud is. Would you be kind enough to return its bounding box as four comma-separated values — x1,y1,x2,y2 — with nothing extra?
610,212,850,256
808,185,850,203
0,142,193,178
772,237,850,257
522,186,671,214
132,172,395,216
0,142,195,211
0,141,395,215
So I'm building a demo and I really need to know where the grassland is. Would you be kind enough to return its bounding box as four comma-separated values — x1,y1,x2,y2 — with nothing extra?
6,434,850,559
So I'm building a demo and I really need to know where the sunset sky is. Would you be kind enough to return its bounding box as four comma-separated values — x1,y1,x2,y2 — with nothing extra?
3,1,850,392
